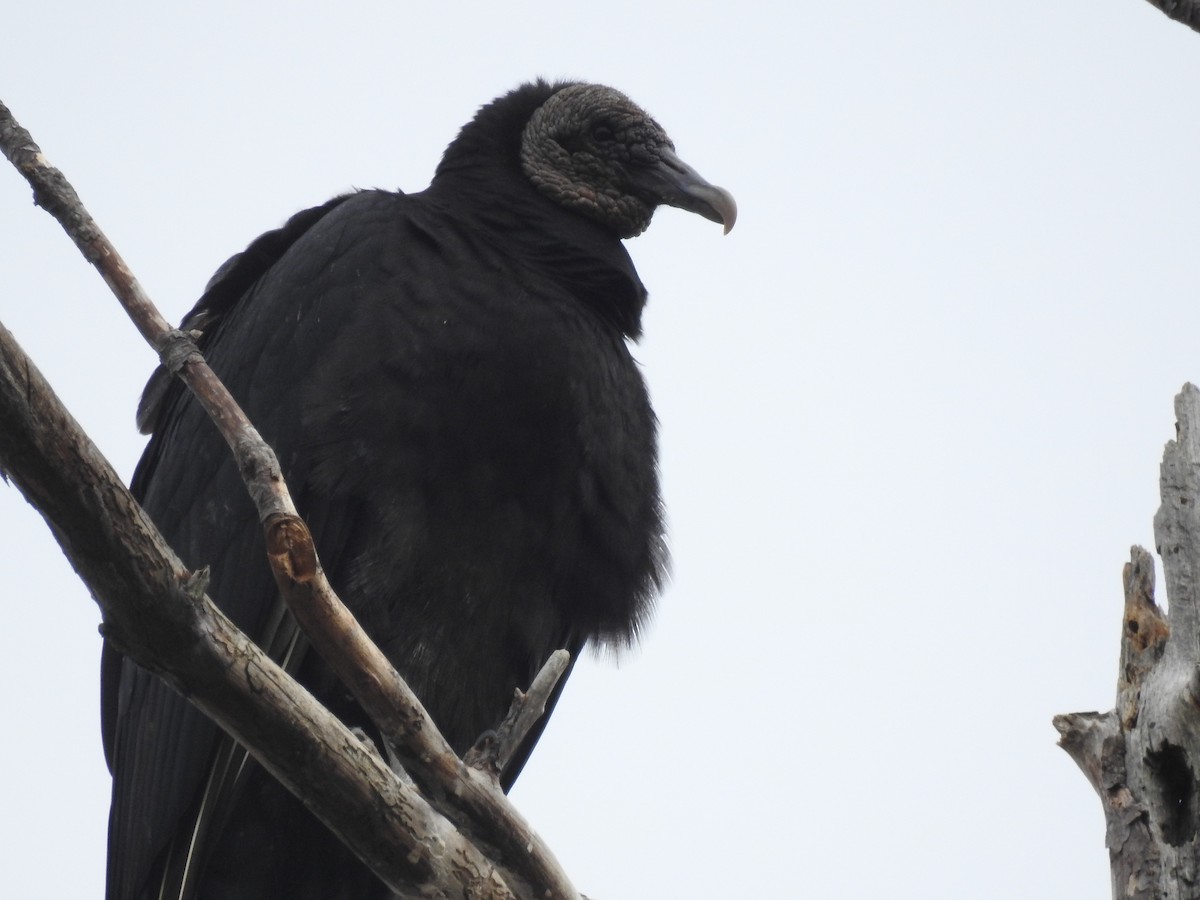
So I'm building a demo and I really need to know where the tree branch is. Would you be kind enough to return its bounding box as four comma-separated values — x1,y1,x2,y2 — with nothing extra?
0,320,512,899
1140,0,1200,35
0,96,581,898
493,649,573,776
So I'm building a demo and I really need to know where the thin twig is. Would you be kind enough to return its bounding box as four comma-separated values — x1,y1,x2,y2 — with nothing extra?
466,649,573,779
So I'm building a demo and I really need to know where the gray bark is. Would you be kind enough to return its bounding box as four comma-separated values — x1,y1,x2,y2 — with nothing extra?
0,319,512,900
1056,384,1200,898
0,95,582,899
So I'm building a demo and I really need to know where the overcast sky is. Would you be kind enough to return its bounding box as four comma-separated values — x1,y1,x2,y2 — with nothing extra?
4,2,1199,897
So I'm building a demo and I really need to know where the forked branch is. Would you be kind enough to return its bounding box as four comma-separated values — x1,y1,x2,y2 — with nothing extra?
0,97,578,899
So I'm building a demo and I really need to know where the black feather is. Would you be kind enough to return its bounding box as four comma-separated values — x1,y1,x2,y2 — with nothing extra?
102,79,731,900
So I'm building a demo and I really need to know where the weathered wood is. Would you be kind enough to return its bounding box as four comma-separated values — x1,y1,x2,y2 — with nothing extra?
267,515,579,899
1056,384,1200,898
0,95,582,898
0,319,513,900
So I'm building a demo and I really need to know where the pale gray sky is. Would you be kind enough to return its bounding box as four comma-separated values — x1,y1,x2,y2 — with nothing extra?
2,2,1194,896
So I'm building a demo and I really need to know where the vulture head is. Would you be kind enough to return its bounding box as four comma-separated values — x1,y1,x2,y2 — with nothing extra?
436,80,736,241
519,83,736,238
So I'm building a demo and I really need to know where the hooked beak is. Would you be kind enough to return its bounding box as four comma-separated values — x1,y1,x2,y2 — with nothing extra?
642,146,737,234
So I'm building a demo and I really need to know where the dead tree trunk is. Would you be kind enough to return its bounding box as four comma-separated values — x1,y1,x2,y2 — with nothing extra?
1056,383,1200,898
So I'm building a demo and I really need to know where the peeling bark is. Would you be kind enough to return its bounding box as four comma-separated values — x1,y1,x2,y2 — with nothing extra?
1056,385,1200,899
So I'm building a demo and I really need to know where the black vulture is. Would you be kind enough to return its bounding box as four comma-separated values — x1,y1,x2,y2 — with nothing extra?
101,80,735,900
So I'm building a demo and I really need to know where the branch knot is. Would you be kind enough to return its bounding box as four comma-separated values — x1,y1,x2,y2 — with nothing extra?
157,327,203,376
266,514,319,584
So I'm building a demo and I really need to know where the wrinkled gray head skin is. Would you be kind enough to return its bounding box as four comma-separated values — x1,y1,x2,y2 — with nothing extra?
520,83,736,239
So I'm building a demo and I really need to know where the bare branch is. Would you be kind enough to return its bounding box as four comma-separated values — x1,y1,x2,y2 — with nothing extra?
265,517,581,899
0,101,172,348
466,649,573,780
0,96,582,897
0,320,513,899
1140,0,1200,35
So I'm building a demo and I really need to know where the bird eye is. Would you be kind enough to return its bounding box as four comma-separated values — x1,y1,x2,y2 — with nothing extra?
591,124,615,143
